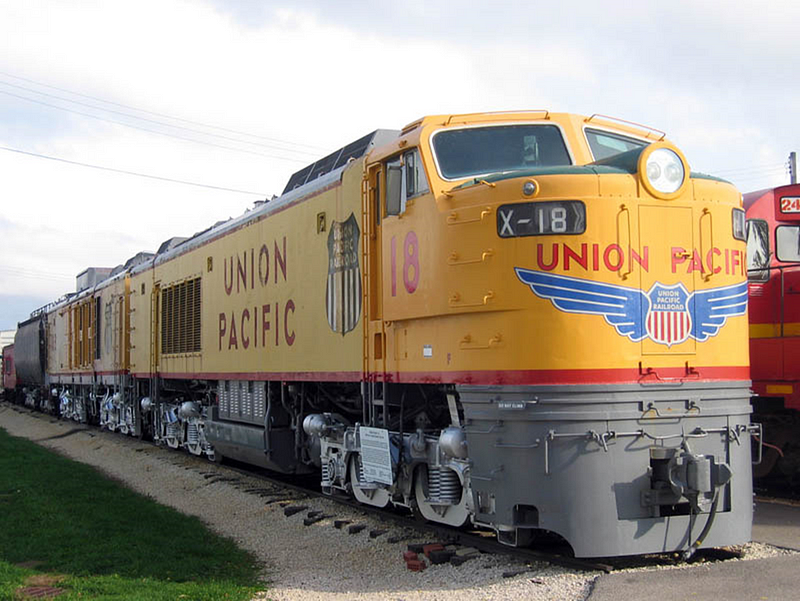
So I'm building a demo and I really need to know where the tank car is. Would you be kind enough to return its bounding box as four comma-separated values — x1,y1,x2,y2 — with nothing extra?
13,314,49,411
744,184,800,479
10,111,756,558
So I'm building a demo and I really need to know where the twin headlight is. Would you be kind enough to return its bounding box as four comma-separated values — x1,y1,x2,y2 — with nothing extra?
638,143,689,199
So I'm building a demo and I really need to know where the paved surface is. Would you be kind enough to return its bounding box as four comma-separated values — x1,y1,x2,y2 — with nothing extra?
589,499,800,601
752,499,800,549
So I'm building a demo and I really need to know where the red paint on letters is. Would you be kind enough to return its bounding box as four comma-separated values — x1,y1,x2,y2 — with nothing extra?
242,308,251,349
537,244,559,271
564,243,588,270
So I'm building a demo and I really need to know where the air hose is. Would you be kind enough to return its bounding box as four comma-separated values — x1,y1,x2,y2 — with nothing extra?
682,489,720,560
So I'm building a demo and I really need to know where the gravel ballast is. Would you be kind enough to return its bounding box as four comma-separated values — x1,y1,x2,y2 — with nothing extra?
0,403,788,601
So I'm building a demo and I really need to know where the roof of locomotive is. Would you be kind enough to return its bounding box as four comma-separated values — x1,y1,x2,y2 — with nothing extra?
281,130,399,194
744,187,773,211
147,128,399,269
399,111,669,143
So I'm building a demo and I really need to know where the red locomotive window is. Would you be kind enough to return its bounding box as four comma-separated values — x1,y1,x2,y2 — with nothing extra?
776,225,800,263
746,219,769,281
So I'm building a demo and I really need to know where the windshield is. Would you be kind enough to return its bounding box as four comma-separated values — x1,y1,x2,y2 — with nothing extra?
431,124,570,180
746,219,770,280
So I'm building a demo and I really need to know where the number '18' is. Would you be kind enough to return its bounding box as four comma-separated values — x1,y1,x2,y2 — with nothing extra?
391,231,419,296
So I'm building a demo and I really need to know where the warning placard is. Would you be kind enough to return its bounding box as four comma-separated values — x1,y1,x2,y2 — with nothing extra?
359,426,393,485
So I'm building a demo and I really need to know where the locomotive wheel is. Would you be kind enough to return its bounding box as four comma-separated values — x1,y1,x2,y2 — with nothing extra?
413,466,470,528
348,456,390,508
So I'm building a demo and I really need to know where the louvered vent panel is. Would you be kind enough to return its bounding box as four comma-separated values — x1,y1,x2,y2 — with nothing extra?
161,277,202,354
193,279,202,350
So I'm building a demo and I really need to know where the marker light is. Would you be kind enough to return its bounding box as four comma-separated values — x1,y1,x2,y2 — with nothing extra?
638,143,689,199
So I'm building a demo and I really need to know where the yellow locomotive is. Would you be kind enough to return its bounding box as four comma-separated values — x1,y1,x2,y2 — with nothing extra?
14,111,755,558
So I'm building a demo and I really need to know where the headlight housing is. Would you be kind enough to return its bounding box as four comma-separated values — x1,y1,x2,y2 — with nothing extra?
638,143,689,199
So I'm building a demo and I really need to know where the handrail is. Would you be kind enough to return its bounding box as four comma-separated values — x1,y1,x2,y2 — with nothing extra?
585,114,666,140
617,204,632,281
746,262,800,279
700,208,714,282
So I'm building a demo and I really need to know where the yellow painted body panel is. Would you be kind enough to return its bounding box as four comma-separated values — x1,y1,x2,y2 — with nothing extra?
129,269,154,376
96,112,747,386
139,162,365,379
46,308,66,375
92,275,130,374
365,113,747,383
47,275,130,379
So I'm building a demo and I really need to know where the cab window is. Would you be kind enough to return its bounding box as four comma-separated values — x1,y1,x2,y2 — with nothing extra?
776,225,800,263
746,219,770,281
431,124,570,180
385,148,429,216
585,128,647,161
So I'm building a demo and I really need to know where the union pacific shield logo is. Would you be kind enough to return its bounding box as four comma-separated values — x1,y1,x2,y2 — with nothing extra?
326,213,362,335
646,283,690,347
514,268,747,347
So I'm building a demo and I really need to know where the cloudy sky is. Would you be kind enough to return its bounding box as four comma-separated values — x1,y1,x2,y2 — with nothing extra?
1,0,797,330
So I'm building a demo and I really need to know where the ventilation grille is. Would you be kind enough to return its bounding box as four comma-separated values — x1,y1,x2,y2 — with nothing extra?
217,380,266,424
161,277,201,354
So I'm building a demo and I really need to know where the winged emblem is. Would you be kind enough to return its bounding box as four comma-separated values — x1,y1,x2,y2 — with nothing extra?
514,268,747,347
688,282,749,341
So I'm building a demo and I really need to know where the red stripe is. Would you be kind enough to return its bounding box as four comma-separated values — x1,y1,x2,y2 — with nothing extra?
132,367,749,386
49,370,129,377
138,371,363,382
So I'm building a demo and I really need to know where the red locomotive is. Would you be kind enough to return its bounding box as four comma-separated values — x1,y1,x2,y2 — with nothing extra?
745,184,800,478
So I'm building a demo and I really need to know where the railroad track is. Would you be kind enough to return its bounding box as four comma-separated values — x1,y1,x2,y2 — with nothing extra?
3,400,746,574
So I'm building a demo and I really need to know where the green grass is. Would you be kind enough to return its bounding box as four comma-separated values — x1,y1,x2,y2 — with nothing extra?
0,426,265,600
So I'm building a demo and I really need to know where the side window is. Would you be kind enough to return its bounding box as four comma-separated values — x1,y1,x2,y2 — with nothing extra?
776,225,800,263
385,149,430,217
746,219,770,281
386,157,403,216
585,128,647,161
404,149,429,198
